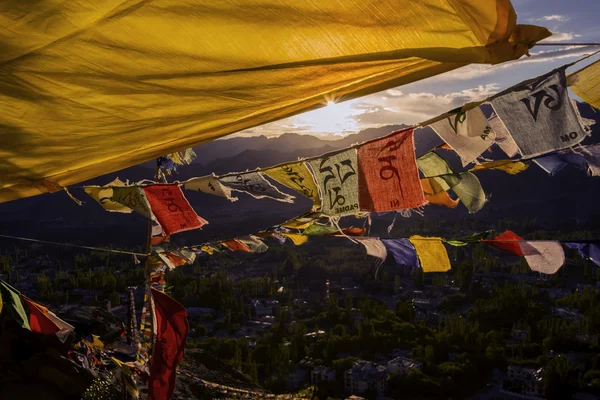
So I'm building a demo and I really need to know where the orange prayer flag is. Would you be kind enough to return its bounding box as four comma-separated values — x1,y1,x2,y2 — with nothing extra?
358,128,425,212
143,184,208,235
222,240,251,252
21,295,61,335
421,178,459,208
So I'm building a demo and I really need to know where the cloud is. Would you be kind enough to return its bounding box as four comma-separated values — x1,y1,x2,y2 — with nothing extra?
529,14,569,22
541,32,582,42
351,84,500,126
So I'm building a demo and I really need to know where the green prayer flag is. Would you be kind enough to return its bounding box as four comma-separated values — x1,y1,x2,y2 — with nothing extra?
0,280,30,330
444,230,494,246
303,223,339,236
417,152,485,213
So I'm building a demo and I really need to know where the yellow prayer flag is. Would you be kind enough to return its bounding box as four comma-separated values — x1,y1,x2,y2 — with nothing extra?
264,162,321,208
409,235,451,273
568,59,600,110
200,245,215,255
283,233,309,246
0,0,549,203
471,160,529,174
84,179,132,213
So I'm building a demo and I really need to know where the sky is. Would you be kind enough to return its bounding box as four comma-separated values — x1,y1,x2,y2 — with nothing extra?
238,0,600,139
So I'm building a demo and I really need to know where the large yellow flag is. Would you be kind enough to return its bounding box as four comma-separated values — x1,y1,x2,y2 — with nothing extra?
0,0,549,202
264,162,321,209
568,59,600,110
409,235,452,272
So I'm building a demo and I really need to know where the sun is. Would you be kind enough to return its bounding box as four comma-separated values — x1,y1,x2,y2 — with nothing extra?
291,99,361,136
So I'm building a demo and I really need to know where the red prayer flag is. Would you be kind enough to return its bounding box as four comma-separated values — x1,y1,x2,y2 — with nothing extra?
358,128,426,212
21,295,61,335
483,230,524,256
149,289,189,400
222,239,251,252
143,184,207,235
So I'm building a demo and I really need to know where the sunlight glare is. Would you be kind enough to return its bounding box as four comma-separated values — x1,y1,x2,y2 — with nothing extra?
291,99,361,137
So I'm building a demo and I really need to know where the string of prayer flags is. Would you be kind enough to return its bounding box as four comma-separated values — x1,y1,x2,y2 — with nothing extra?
565,242,600,266
520,241,565,274
357,128,426,212
309,148,359,216
283,233,309,246
237,236,269,253
471,160,529,175
184,175,237,202
409,236,451,273
444,230,494,247
356,238,387,263
222,239,251,252
148,289,188,400
534,145,600,176
219,171,295,203
567,59,600,110
420,178,459,209
483,230,524,256
488,113,519,157
143,184,208,235
381,238,419,270
21,295,61,335
264,162,321,209
112,186,153,218
490,67,587,156
84,178,132,213
430,107,494,166
0,280,30,330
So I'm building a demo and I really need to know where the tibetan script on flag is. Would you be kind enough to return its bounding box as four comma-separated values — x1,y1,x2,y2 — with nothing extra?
219,171,294,203
358,128,425,212
309,149,359,216
490,68,586,156
264,162,321,208
143,184,207,235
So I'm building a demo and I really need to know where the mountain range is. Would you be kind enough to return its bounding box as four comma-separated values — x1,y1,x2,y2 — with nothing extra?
0,103,598,249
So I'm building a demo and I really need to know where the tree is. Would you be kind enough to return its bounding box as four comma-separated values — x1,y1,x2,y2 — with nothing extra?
110,291,120,306
414,268,424,289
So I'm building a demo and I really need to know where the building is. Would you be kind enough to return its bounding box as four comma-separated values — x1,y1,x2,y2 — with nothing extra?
251,299,279,318
387,356,423,375
501,365,544,400
311,366,336,384
344,360,388,395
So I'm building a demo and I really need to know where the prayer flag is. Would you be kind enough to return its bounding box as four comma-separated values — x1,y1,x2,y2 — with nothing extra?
237,236,269,253
21,295,61,335
219,171,294,203
409,235,451,273
264,162,321,208
565,242,600,266
381,238,419,269
520,241,565,274
420,178,459,208
358,128,425,212
568,59,600,110
483,230,524,256
417,153,485,213
357,238,387,263
283,233,309,246
490,68,587,156
488,113,519,157
184,175,237,202
143,184,208,235
309,149,359,216
303,223,339,236
84,179,132,213
444,230,493,246
0,281,30,330
112,186,153,218
472,160,529,174
430,107,494,166
222,240,251,252
534,144,600,176
149,289,188,400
